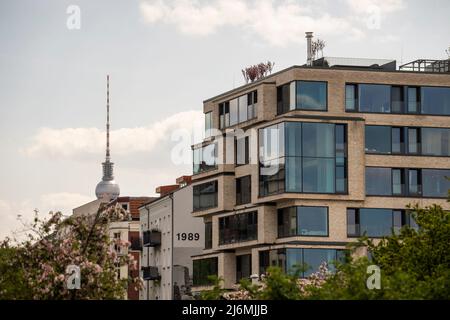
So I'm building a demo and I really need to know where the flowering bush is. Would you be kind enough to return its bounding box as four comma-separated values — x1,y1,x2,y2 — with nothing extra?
0,203,140,300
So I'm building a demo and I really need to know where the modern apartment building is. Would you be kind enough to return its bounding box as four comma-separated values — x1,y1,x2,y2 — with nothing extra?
190,38,450,290
139,176,204,300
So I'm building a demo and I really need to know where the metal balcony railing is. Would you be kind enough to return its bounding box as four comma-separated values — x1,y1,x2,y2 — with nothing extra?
143,230,162,247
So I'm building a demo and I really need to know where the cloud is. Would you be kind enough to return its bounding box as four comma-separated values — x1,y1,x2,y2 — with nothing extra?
22,110,204,159
139,0,408,46
139,0,368,46
0,193,93,241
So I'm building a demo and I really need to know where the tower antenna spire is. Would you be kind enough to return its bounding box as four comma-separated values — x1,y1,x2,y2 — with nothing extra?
106,75,110,160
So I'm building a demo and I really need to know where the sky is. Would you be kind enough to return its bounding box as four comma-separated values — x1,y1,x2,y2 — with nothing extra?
0,0,449,239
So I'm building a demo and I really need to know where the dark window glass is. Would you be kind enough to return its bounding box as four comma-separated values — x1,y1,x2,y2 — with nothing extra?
236,175,251,205
236,255,252,283
278,206,328,237
285,122,302,157
365,126,391,154
422,169,450,197
391,86,404,113
285,157,302,192
392,127,405,154
259,158,285,196
303,158,335,193
236,136,250,165
346,208,359,237
359,84,391,113
359,208,393,237
392,169,405,196
193,258,218,286
336,124,347,193
408,169,421,196
392,210,404,235
345,84,357,110
407,87,419,113
422,128,450,156
303,249,340,276
259,251,270,275
193,181,218,211
277,84,291,114
219,211,257,245
421,87,450,115
408,128,420,154
303,123,335,157
204,222,212,249
365,167,392,196
193,143,217,175
296,81,327,110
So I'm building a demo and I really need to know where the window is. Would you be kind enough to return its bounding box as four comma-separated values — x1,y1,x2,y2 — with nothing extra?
421,87,450,115
260,248,345,278
259,122,347,196
278,206,328,237
219,102,230,129
349,84,450,115
345,84,357,111
347,208,415,238
365,167,392,196
205,112,213,138
407,87,419,113
277,81,327,113
391,86,404,113
193,143,217,175
422,169,450,198
392,169,405,195
365,125,450,156
236,175,251,205
422,128,450,156
365,126,391,154
193,258,218,286
193,181,218,211
219,211,257,245
219,91,258,129
359,84,391,113
236,136,250,166
236,254,252,283
204,221,212,249
408,169,421,195
296,81,327,110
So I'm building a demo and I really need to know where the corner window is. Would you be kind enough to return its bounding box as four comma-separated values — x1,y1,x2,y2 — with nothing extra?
193,143,217,175
219,90,258,129
278,206,328,237
193,181,218,211
193,258,218,286
277,81,327,114
219,211,257,245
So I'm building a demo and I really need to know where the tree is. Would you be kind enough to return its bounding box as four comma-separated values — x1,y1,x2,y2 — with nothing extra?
242,61,275,83
0,204,140,300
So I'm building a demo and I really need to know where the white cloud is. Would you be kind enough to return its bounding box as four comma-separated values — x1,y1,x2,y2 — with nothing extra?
0,193,93,241
22,110,204,159
346,0,405,14
139,0,366,46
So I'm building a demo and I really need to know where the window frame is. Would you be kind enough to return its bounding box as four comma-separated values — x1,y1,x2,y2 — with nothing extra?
278,206,329,238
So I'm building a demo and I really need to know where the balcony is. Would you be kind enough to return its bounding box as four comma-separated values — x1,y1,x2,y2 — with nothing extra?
142,266,160,281
143,230,162,247
130,236,142,251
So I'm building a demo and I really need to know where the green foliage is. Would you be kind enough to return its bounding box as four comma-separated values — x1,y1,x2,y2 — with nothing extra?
199,276,226,300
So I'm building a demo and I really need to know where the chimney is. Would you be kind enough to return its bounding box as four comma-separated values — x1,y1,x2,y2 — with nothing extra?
306,32,313,66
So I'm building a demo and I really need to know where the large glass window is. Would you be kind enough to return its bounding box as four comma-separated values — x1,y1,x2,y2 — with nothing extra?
365,167,392,196
408,128,420,154
277,81,327,113
359,84,391,113
193,143,217,175
193,181,218,211
422,128,450,156
219,211,257,245
193,258,218,286
259,122,347,196
236,254,252,283
347,208,415,238
421,87,450,115
365,126,391,154
260,248,345,278
220,91,258,129
422,169,450,197
236,175,251,205
349,85,450,116
278,206,328,237
296,81,327,110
